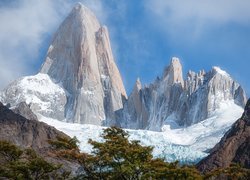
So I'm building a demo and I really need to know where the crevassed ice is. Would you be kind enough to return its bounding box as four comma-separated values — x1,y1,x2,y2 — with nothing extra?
37,100,243,164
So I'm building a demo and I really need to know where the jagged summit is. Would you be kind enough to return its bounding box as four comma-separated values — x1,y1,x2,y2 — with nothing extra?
134,78,142,91
117,58,247,130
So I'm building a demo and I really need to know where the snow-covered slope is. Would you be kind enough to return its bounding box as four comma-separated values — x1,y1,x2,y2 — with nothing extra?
38,99,243,164
0,73,67,120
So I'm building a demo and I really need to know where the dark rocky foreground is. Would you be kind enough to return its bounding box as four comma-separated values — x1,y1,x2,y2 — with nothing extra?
0,102,68,152
197,99,250,173
0,102,80,174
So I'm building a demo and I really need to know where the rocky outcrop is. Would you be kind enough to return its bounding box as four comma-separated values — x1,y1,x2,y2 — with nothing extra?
117,78,149,129
12,102,38,121
0,102,81,174
117,58,247,130
0,102,69,153
197,99,250,173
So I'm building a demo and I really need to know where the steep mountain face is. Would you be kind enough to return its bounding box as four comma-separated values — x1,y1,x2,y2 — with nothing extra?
40,3,126,125
1,3,126,125
197,99,250,172
117,58,247,130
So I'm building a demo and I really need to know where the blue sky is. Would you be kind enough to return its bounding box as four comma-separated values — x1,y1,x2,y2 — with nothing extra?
0,0,249,96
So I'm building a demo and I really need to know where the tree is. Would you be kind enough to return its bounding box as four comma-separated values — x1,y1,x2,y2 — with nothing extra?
75,127,202,179
205,163,250,180
0,140,69,179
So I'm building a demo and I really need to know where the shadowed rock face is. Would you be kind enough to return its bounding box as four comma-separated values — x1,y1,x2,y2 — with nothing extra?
197,99,250,173
0,102,81,174
0,102,68,153
13,102,38,121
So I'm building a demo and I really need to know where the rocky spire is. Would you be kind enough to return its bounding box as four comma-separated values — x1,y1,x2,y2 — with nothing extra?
163,57,184,87
40,3,127,125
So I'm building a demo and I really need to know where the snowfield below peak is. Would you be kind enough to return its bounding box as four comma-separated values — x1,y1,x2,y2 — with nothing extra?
0,73,67,120
38,100,243,164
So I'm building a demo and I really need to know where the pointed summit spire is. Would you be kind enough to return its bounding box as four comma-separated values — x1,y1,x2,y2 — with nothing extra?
135,78,142,90
40,3,127,125
163,57,184,87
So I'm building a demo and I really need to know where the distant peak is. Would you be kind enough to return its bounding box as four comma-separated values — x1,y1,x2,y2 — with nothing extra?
171,57,181,64
133,78,142,91
136,77,141,83
212,66,230,77
163,57,184,86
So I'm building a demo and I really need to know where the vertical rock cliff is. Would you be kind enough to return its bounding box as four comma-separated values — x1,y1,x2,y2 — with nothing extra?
40,3,127,125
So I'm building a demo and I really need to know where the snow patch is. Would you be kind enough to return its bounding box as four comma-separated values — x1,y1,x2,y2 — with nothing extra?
212,66,230,77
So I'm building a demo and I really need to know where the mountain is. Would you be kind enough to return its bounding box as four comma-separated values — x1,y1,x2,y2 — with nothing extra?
197,99,250,172
1,3,127,126
0,3,247,131
117,58,247,130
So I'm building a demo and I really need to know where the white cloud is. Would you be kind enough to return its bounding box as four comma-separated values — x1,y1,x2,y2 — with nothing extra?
145,0,250,40
0,0,108,90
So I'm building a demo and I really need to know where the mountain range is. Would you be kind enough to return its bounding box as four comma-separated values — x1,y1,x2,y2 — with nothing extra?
0,2,249,167
0,3,247,132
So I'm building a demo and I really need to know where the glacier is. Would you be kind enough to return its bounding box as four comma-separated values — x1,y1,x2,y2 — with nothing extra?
37,99,243,164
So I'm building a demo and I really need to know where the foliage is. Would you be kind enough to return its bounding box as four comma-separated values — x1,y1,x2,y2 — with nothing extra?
49,135,79,151
0,140,69,180
0,140,23,162
204,163,250,180
49,135,81,161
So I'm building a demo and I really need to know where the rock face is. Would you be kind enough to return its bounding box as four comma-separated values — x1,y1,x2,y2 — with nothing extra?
197,99,250,172
117,58,247,130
